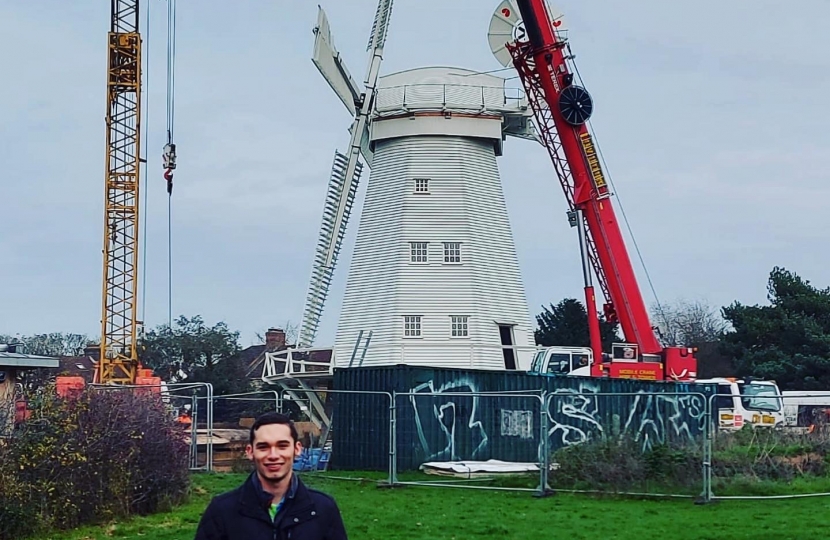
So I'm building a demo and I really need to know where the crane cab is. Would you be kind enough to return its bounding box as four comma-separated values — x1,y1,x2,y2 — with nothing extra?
528,347,594,376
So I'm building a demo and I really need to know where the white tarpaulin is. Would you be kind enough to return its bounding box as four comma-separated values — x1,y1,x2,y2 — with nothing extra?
419,459,539,477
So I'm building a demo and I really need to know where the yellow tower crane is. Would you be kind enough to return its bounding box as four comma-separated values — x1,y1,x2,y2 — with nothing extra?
96,0,142,384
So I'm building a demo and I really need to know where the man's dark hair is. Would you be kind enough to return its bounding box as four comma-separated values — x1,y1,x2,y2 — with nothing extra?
249,412,299,445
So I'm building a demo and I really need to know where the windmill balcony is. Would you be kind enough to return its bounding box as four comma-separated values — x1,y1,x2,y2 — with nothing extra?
375,83,527,116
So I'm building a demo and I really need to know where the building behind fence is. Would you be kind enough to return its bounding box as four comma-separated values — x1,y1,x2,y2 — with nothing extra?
331,365,717,471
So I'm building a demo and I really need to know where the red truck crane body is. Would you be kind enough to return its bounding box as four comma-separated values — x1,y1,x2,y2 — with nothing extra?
507,0,697,381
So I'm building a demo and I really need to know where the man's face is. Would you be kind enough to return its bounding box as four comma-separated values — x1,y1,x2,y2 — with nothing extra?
246,423,302,484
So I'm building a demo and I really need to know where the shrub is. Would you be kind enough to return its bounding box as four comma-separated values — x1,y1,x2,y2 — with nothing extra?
549,427,830,496
0,386,190,538
712,426,830,484
550,438,703,494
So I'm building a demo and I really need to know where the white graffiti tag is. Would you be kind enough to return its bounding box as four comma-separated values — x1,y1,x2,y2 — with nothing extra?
546,381,604,447
622,393,707,451
410,378,489,461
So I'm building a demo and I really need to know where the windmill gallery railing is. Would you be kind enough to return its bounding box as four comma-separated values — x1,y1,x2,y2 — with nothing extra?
374,83,527,115
262,343,542,384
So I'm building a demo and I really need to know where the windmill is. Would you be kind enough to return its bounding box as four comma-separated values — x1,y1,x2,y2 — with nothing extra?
267,0,547,391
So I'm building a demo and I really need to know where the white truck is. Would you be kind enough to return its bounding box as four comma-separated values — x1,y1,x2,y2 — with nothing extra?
695,377,784,430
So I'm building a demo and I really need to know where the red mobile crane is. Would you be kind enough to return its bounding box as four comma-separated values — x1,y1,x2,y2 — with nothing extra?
507,0,697,381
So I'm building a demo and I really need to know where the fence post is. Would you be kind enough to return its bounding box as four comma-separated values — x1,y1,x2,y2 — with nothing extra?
535,392,553,497
206,383,214,472
190,393,199,469
390,391,398,486
699,394,715,504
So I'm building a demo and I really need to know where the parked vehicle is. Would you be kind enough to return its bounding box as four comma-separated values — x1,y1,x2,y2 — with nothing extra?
695,377,784,430
781,391,830,431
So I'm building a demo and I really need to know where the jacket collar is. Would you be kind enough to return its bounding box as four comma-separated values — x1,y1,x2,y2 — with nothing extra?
251,470,299,507
238,471,310,523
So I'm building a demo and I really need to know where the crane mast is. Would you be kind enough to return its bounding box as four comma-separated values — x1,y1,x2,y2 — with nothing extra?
97,0,142,384
507,0,697,380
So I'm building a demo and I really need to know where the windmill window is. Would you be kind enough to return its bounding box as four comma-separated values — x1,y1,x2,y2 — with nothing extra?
410,242,428,263
451,316,469,337
443,242,461,263
414,178,430,193
403,316,422,338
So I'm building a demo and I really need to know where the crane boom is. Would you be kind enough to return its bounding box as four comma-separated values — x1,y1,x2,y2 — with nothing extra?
97,0,142,384
507,0,697,380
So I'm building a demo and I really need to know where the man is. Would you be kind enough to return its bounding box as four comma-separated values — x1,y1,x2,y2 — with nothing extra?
195,412,347,540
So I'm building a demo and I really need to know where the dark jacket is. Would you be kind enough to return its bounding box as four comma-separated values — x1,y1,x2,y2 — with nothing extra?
194,472,347,540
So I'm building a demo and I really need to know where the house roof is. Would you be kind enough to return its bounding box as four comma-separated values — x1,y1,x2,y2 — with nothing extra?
56,355,97,381
239,344,267,375
0,351,60,369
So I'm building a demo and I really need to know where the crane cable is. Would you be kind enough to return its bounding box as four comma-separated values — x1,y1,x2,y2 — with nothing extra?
139,0,151,328
163,0,178,328
569,50,669,328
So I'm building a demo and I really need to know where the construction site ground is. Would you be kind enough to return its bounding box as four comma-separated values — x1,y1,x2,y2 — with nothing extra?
36,472,830,539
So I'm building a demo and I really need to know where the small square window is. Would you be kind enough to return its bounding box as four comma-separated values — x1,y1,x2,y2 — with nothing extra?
443,242,461,263
451,316,469,337
404,316,422,337
414,178,430,193
410,242,428,263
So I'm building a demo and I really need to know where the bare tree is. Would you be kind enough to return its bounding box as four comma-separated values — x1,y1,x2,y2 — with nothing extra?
282,320,299,346
652,299,729,347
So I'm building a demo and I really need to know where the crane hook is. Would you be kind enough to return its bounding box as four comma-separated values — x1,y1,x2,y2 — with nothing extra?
164,168,174,195
162,143,177,195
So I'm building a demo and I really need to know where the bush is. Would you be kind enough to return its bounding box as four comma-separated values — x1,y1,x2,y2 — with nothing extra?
0,386,190,538
712,426,830,484
550,438,703,494
549,428,830,496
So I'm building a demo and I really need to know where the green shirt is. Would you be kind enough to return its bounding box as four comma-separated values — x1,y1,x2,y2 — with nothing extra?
268,499,284,522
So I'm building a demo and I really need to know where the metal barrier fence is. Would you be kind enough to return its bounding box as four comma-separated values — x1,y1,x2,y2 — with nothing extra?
704,392,830,502
275,387,719,499
546,391,709,500
213,385,830,502
20,382,828,502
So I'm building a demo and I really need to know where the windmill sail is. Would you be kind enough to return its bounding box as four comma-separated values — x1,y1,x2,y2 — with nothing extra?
367,0,394,51
298,151,363,347
298,0,395,347
312,7,361,115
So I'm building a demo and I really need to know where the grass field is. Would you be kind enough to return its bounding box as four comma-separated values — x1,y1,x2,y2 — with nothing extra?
41,472,830,540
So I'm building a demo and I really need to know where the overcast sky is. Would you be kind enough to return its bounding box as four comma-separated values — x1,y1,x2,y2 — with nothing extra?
1,0,828,348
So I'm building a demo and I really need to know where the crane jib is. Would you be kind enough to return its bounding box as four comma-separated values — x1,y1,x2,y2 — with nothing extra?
505,0,700,380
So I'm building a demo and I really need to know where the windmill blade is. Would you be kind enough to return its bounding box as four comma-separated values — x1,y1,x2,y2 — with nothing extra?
312,6,362,115
366,0,394,52
354,0,394,168
298,150,364,347
322,0,395,269
298,0,396,347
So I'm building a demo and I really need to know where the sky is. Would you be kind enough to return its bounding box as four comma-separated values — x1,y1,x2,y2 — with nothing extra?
1,0,828,349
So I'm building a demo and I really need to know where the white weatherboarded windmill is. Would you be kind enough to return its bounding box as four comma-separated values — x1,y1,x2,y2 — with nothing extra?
263,1,541,395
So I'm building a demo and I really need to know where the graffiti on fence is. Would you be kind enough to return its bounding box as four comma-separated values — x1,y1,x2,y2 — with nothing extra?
546,383,708,451
501,409,534,439
547,380,604,447
622,392,707,451
410,378,488,461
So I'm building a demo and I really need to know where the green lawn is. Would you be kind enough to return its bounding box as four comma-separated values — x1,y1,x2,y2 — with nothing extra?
41,472,830,540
